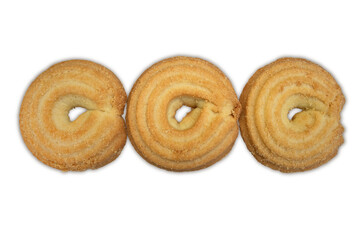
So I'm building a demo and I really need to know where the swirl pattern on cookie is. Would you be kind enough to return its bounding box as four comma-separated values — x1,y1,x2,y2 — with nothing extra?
126,56,241,171
239,58,345,172
20,60,127,171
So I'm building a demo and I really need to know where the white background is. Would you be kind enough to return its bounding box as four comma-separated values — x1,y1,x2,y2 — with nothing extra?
1,1,359,239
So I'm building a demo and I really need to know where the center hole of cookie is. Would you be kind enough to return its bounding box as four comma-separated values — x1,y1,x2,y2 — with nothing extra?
175,105,192,122
288,108,303,120
68,107,87,122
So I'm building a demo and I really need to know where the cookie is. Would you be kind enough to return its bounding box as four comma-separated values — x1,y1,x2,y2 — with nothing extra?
20,60,127,171
126,56,241,171
239,57,345,172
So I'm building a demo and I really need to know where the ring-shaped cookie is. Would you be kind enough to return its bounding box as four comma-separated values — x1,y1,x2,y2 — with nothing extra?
20,60,127,171
239,57,345,172
126,56,241,171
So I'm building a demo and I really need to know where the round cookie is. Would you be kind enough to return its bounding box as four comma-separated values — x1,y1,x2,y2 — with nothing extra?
20,60,127,171
239,57,345,172
126,56,241,171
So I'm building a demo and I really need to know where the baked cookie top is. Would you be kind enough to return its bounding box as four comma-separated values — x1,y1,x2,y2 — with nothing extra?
126,56,241,171
20,60,127,171
239,57,345,172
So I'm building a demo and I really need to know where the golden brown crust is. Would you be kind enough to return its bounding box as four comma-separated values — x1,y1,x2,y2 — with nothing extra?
239,57,345,172
126,56,241,171
19,60,127,171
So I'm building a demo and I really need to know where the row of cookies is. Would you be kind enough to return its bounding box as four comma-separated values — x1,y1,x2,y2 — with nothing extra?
19,56,345,172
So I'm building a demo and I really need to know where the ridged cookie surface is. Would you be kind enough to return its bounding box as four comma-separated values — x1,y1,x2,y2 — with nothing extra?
126,56,241,171
20,60,127,171
239,58,345,172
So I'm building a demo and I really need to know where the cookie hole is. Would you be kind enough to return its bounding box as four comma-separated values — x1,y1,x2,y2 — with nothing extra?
69,107,87,122
175,105,192,122
288,108,303,120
